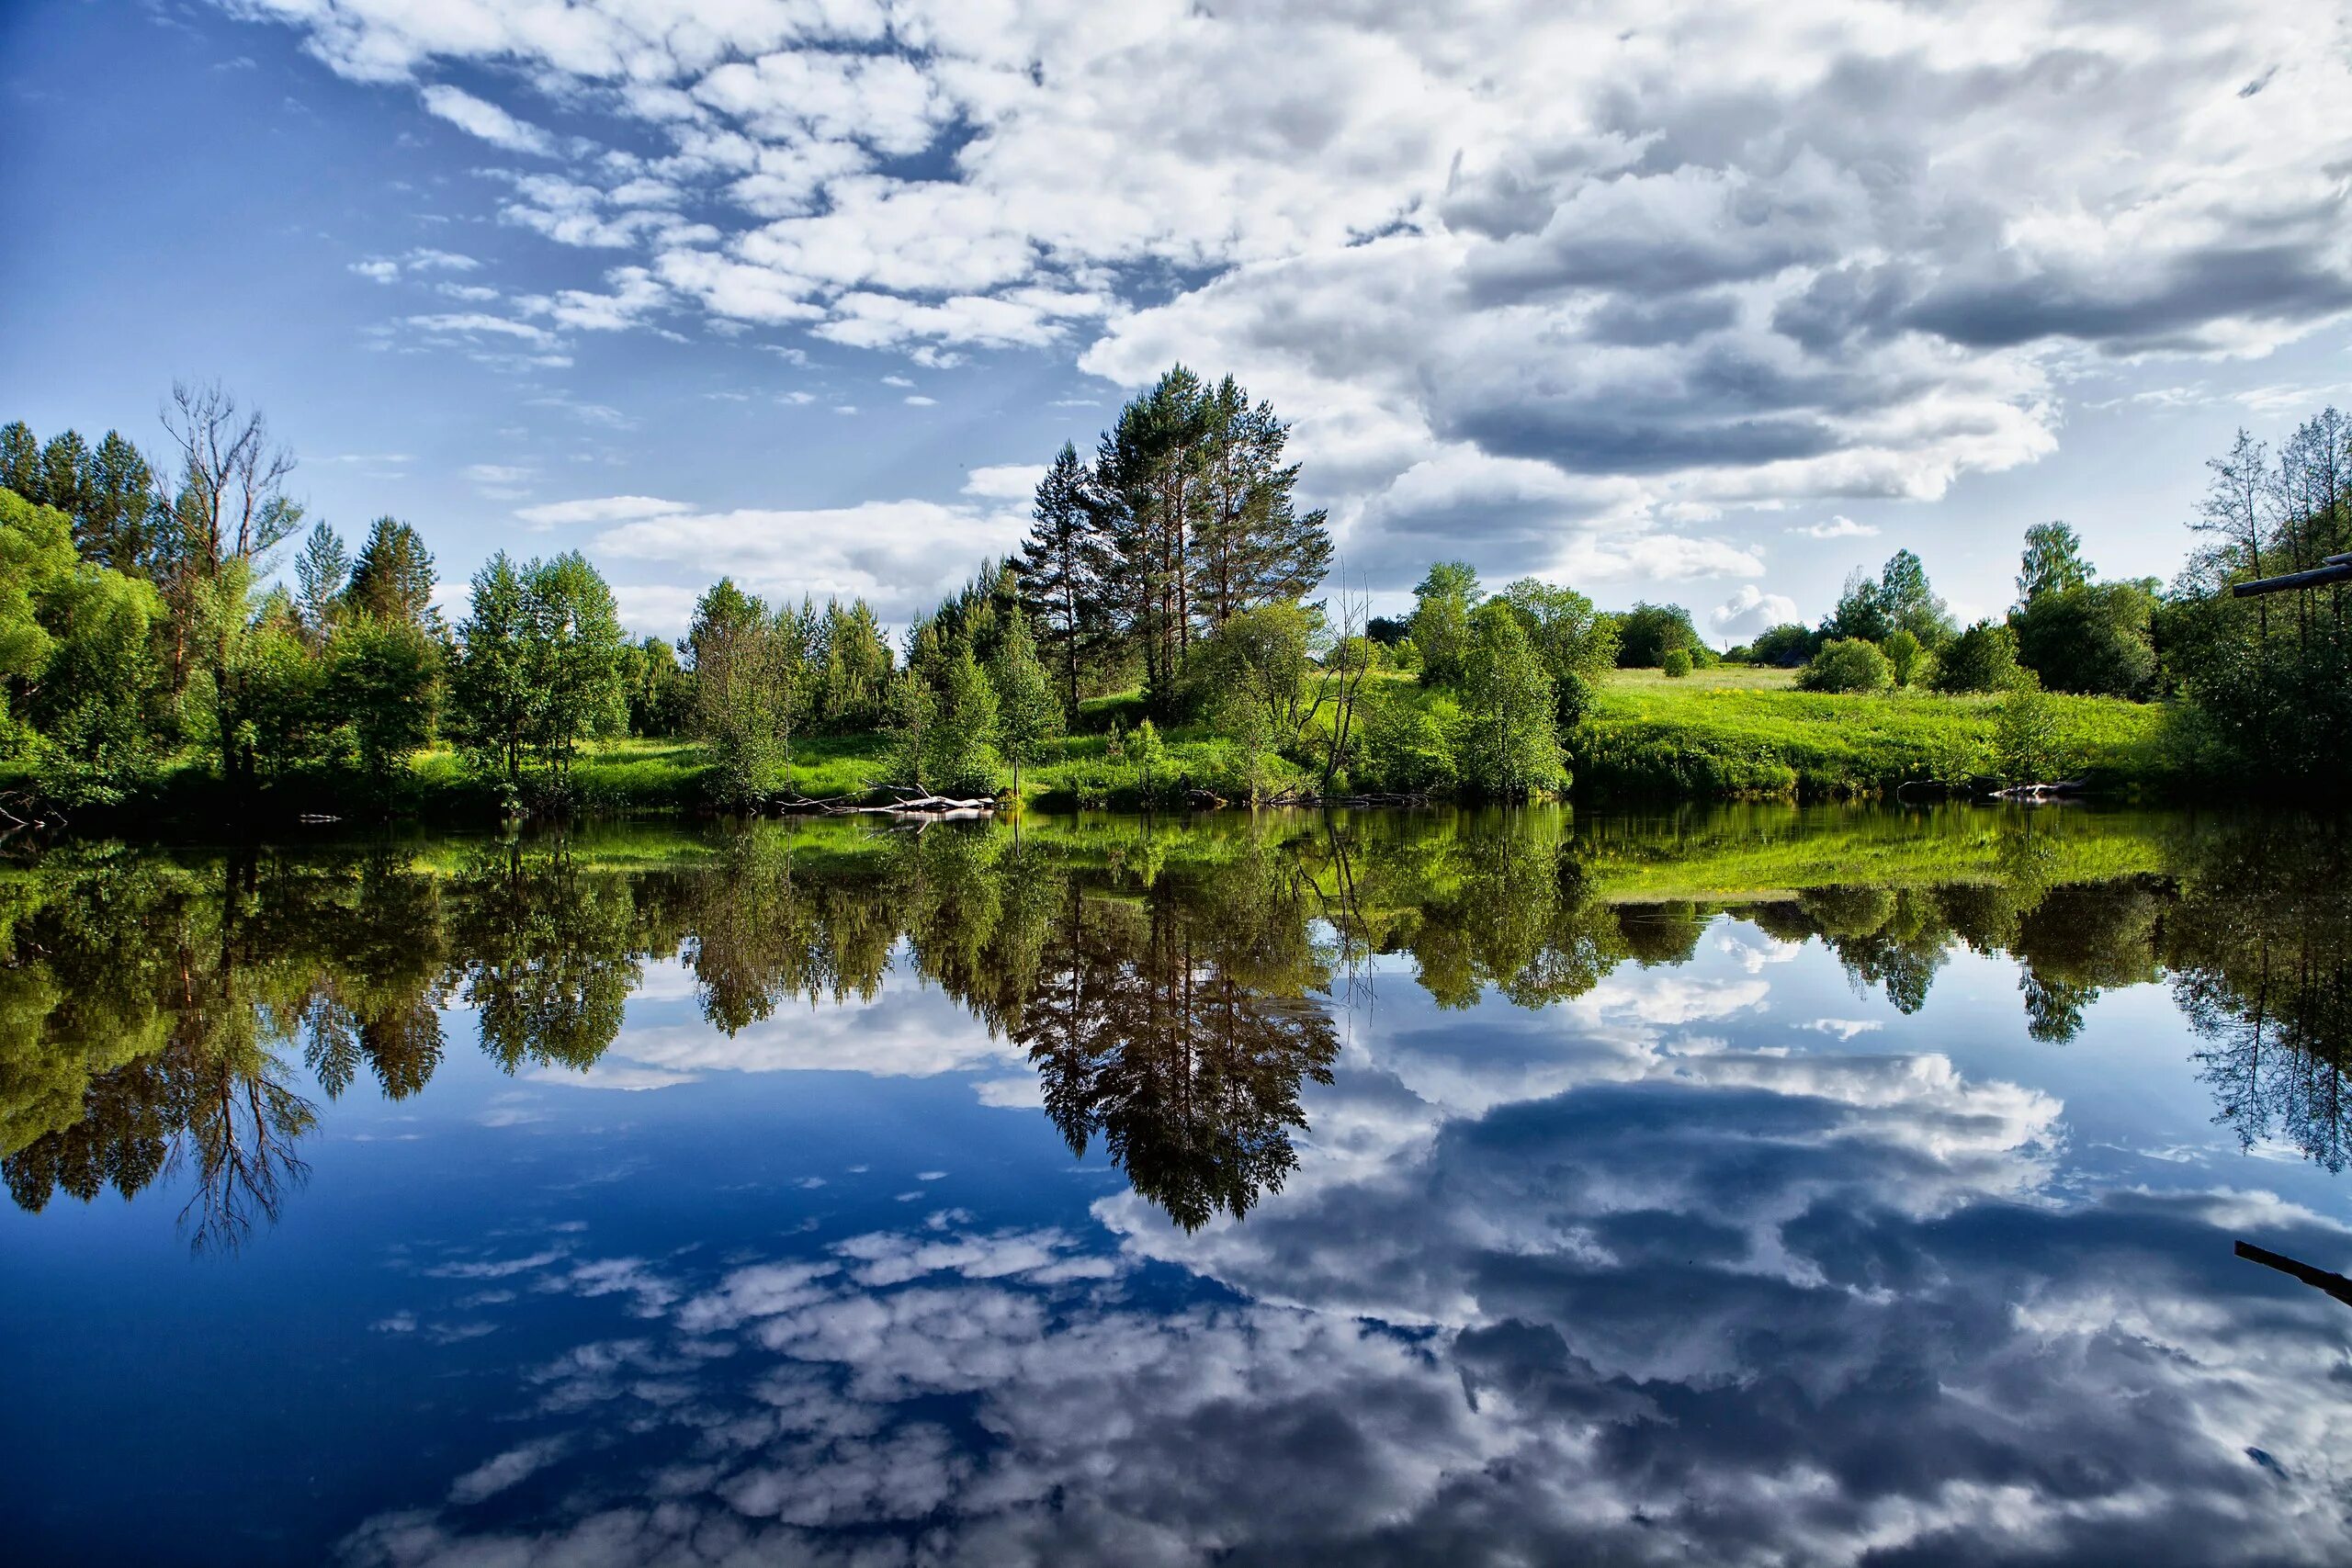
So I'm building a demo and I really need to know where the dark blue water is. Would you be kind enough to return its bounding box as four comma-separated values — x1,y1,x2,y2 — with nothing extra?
4,808,2347,1565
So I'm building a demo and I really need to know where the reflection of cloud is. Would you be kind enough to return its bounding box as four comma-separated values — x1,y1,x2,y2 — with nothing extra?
447,1437,571,1506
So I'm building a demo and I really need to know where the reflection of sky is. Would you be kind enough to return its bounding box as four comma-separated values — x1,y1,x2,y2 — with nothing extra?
6,918,2352,1565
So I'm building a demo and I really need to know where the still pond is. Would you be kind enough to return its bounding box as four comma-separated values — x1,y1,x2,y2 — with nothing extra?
3,805,2348,1565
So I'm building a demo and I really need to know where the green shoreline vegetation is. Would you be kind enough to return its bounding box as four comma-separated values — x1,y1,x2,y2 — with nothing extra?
0,380,2345,832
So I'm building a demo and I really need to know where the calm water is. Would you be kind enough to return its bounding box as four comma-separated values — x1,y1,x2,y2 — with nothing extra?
4,806,2350,1566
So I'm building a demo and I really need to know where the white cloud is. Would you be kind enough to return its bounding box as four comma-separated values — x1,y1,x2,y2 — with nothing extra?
1786,515,1880,540
1709,583,1801,640
418,84,558,156
515,495,694,526
960,464,1046,502
236,0,2352,592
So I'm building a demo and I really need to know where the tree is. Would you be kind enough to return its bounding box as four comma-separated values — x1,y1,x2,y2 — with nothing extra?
989,607,1061,799
1612,601,1701,667
292,522,349,648
157,380,298,578
690,578,794,811
930,643,1002,795
1409,560,1481,686
1822,568,1891,643
1876,548,1955,646
1096,366,1212,717
344,517,436,627
1797,637,1893,693
1014,442,1113,714
1498,578,1617,724
447,553,537,794
79,433,161,574
817,597,892,730
2012,579,2158,697
1993,672,2071,784
521,552,626,786
1882,627,1924,687
622,637,691,738
1661,647,1692,678
1456,600,1562,799
0,423,36,500
324,616,440,794
2017,521,2092,604
1931,618,2019,694
1191,376,1333,626
1750,623,1821,667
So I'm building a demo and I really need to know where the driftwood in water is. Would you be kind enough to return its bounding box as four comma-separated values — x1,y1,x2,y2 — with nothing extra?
2236,1239,2352,1310
1986,780,2086,801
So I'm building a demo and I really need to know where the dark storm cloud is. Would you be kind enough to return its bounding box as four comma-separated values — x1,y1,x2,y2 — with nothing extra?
1904,241,2352,353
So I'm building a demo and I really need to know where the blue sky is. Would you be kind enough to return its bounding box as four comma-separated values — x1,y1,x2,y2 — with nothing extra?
5,0,2349,642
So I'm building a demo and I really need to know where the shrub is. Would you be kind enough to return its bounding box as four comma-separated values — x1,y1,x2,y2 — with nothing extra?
1796,637,1892,694
1993,671,2073,784
1354,689,1457,793
1932,618,2019,694
1661,648,1693,678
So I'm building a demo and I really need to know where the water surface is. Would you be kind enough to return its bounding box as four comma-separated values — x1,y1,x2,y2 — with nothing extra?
4,806,2349,1565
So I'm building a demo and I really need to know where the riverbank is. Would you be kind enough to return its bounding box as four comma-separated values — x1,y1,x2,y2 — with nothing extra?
12,668,2185,832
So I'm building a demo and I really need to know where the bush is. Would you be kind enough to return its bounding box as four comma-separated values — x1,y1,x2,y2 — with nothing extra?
1661,648,1692,678
1931,618,2018,694
1354,688,1457,793
1796,637,1893,694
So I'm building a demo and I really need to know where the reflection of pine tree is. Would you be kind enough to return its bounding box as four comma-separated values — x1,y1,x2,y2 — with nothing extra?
1017,877,1339,1231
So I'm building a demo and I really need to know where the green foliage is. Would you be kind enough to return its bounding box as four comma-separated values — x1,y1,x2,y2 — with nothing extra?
1409,559,1481,687
344,517,436,627
2018,521,2092,602
689,579,795,812
1826,550,1954,648
1353,685,1458,794
324,616,440,793
1456,600,1563,799
1993,672,2075,784
621,637,691,738
447,553,535,794
1611,601,1701,668
1881,627,1924,687
1660,648,1693,679
1499,577,1618,722
923,643,1002,797
1797,637,1893,694
989,607,1062,795
1932,618,2019,694
2011,579,2158,697
1749,622,1821,668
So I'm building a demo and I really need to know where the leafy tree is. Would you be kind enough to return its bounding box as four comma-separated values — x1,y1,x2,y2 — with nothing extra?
1932,618,2020,694
1611,601,1701,667
344,516,436,627
1456,600,1562,798
325,616,440,793
2011,579,2158,697
521,552,626,786
28,563,161,802
1750,622,1821,667
1409,560,1482,686
232,616,329,784
622,637,691,737
1877,548,1955,646
1993,672,2071,784
1364,615,1409,647
988,607,1061,798
1498,577,1618,724
447,553,537,794
1661,647,1692,678
1797,637,1893,693
690,578,794,812
818,597,892,730
1882,627,1924,687
2017,521,2092,603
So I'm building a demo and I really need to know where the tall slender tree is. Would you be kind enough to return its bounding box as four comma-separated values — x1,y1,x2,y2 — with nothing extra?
1014,442,1112,714
345,516,437,627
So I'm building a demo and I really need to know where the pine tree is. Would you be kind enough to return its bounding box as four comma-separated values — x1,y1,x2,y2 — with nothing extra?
345,516,437,627
0,423,37,501
989,606,1061,799
294,522,350,647
1014,442,1113,714
1193,377,1331,626
81,432,158,574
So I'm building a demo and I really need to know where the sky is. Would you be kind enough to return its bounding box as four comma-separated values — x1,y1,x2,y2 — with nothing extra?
4,0,2351,645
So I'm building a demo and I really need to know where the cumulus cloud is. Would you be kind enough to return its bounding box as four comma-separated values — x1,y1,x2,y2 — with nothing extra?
1788,514,1879,539
233,0,2352,593
1710,583,1801,640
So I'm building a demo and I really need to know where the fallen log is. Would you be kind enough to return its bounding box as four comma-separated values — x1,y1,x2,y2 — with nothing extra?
1986,780,2086,801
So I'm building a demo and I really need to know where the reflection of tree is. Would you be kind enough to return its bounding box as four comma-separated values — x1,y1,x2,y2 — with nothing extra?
443,843,647,1072
1019,869,1340,1231
2170,820,2352,1169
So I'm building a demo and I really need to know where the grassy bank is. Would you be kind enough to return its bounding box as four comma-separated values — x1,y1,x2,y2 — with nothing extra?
1570,666,2173,800
32,667,2186,832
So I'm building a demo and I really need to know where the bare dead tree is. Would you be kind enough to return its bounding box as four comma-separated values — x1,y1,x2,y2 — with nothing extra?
159,378,298,576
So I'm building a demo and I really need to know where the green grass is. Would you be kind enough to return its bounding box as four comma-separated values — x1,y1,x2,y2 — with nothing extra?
1571,671,2172,800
